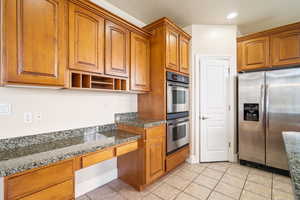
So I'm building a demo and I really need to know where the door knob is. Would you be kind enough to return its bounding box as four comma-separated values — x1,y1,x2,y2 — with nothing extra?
201,116,209,120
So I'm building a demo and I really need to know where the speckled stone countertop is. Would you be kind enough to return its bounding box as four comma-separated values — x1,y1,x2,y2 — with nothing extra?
115,112,166,128
117,119,166,128
282,132,300,200
0,125,140,177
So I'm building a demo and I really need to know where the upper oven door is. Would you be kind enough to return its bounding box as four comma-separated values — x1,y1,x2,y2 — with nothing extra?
167,81,189,114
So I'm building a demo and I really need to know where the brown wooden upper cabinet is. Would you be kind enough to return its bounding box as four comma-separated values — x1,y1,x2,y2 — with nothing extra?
237,22,300,72
130,33,150,92
105,21,130,78
69,3,104,74
3,0,67,86
166,27,180,71
271,29,300,67
238,36,270,71
179,36,190,74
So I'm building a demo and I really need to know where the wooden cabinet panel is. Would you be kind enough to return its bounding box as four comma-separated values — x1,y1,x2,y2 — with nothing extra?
166,27,180,71
130,32,150,92
82,148,114,168
6,160,73,200
105,21,130,77
116,141,138,156
4,0,66,86
145,126,165,183
271,29,300,66
117,124,166,190
237,42,243,72
69,3,104,73
19,179,73,200
166,145,189,172
179,36,190,74
240,36,270,71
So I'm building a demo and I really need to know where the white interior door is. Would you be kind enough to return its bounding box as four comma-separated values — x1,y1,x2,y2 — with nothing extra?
200,57,230,162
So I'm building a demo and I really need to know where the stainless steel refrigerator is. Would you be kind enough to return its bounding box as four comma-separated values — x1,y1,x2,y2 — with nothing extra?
238,68,300,170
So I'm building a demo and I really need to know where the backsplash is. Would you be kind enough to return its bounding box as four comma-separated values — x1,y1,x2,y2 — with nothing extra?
115,112,138,123
0,123,116,151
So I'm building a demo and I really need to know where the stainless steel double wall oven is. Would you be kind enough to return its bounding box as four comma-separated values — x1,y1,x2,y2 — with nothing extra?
166,72,190,154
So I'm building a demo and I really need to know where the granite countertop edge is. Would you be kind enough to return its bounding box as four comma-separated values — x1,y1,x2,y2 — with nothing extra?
0,132,140,177
117,119,166,128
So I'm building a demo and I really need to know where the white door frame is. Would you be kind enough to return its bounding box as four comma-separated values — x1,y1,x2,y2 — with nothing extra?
189,54,237,164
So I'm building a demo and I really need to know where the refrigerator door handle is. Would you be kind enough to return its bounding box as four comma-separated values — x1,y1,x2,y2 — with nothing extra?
265,84,270,138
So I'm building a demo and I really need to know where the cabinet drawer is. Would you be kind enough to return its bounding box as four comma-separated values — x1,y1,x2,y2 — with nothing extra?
116,141,138,156
6,160,74,200
82,148,114,168
19,179,73,200
166,146,189,172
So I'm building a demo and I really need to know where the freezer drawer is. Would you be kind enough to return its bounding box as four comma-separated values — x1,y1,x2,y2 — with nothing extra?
238,72,266,164
266,68,300,170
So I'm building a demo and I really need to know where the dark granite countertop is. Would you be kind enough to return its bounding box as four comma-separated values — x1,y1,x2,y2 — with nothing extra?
115,112,166,128
117,119,166,128
282,132,300,200
0,127,140,177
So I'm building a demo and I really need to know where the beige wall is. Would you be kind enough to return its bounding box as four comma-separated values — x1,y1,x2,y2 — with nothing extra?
0,87,137,139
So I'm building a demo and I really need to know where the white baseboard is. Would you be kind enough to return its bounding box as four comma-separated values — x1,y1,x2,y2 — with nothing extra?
186,155,199,164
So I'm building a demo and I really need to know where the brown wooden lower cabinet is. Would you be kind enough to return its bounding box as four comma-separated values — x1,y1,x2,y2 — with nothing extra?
18,179,74,200
5,160,74,200
166,145,189,172
117,124,166,190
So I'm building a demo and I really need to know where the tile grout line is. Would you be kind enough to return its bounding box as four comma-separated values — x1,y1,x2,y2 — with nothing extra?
238,165,251,200
206,163,234,200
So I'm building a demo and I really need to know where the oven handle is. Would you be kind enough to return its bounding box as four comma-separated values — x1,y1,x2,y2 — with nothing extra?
168,84,189,88
168,119,189,126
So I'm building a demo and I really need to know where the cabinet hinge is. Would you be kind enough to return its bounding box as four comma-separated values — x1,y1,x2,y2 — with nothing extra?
228,142,231,148
228,105,231,111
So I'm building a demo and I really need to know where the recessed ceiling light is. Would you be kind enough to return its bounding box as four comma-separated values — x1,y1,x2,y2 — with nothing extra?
227,12,238,19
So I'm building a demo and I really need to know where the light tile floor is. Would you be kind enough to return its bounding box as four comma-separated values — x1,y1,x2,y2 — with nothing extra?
76,162,295,200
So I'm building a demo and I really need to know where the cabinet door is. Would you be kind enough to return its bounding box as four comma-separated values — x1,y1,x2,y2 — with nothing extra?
240,37,270,71
166,27,180,71
105,21,130,77
179,36,190,74
69,3,104,73
237,42,243,72
4,0,66,86
130,32,150,92
145,126,165,183
271,29,300,66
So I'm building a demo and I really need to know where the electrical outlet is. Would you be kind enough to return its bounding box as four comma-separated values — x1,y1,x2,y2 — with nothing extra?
35,112,42,121
24,112,33,123
0,104,11,115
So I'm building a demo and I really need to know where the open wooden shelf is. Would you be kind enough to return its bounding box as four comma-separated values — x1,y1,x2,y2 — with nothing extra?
70,71,128,92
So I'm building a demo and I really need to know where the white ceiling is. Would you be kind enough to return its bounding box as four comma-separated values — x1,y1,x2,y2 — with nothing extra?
105,0,300,35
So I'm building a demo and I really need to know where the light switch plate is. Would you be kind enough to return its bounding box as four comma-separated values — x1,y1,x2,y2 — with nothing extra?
0,104,11,115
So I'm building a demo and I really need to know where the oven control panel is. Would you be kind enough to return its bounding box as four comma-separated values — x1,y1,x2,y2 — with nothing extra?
167,72,189,84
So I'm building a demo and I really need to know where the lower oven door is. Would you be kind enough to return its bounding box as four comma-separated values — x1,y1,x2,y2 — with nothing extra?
167,82,189,114
167,117,190,154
